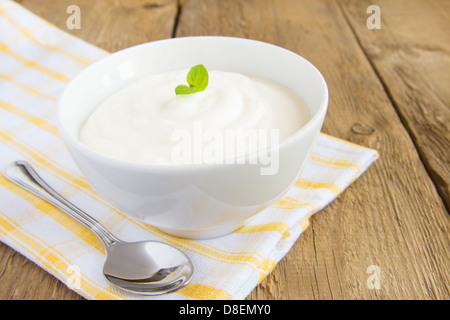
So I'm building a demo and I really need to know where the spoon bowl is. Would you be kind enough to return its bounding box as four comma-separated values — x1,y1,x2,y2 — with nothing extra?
2,160,193,295
103,241,193,294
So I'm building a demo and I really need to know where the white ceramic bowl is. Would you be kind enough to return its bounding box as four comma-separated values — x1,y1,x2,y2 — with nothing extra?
58,36,328,239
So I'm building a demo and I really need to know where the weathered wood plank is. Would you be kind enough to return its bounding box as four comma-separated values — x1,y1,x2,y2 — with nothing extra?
15,0,179,52
340,0,450,212
175,0,450,299
0,245,81,299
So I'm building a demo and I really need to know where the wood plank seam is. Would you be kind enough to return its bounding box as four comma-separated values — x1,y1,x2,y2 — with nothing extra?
172,0,184,38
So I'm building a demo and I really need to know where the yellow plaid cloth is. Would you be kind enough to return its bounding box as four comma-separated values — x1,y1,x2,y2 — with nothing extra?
0,0,378,300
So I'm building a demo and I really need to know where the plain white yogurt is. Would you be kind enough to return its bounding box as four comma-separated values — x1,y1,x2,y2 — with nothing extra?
79,69,309,165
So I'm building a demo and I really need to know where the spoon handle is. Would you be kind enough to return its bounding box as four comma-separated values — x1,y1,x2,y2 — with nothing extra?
2,160,120,248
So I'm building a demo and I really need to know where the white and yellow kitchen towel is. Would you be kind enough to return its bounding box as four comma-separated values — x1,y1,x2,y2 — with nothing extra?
0,0,378,300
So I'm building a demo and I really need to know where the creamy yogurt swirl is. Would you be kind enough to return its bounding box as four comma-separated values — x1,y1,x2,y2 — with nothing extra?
79,69,309,165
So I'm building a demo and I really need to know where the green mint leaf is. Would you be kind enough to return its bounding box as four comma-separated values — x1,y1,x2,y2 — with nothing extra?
175,84,198,95
175,64,209,95
187,64,209,91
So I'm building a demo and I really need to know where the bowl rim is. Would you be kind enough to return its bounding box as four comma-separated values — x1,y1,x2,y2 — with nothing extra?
57,36,329,172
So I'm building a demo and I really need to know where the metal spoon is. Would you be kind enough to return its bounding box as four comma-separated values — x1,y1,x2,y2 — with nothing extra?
2,160,193,296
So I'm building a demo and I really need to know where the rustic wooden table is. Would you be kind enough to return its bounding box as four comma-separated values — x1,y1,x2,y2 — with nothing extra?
1,0,448,300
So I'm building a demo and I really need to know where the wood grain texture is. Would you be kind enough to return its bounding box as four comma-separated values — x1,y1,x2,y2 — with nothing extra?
340,0,450,216
14,0,179,52
0,245,81,299
1,0,449,300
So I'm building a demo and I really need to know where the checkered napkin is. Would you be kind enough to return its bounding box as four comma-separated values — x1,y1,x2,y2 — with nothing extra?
0,0,378,300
